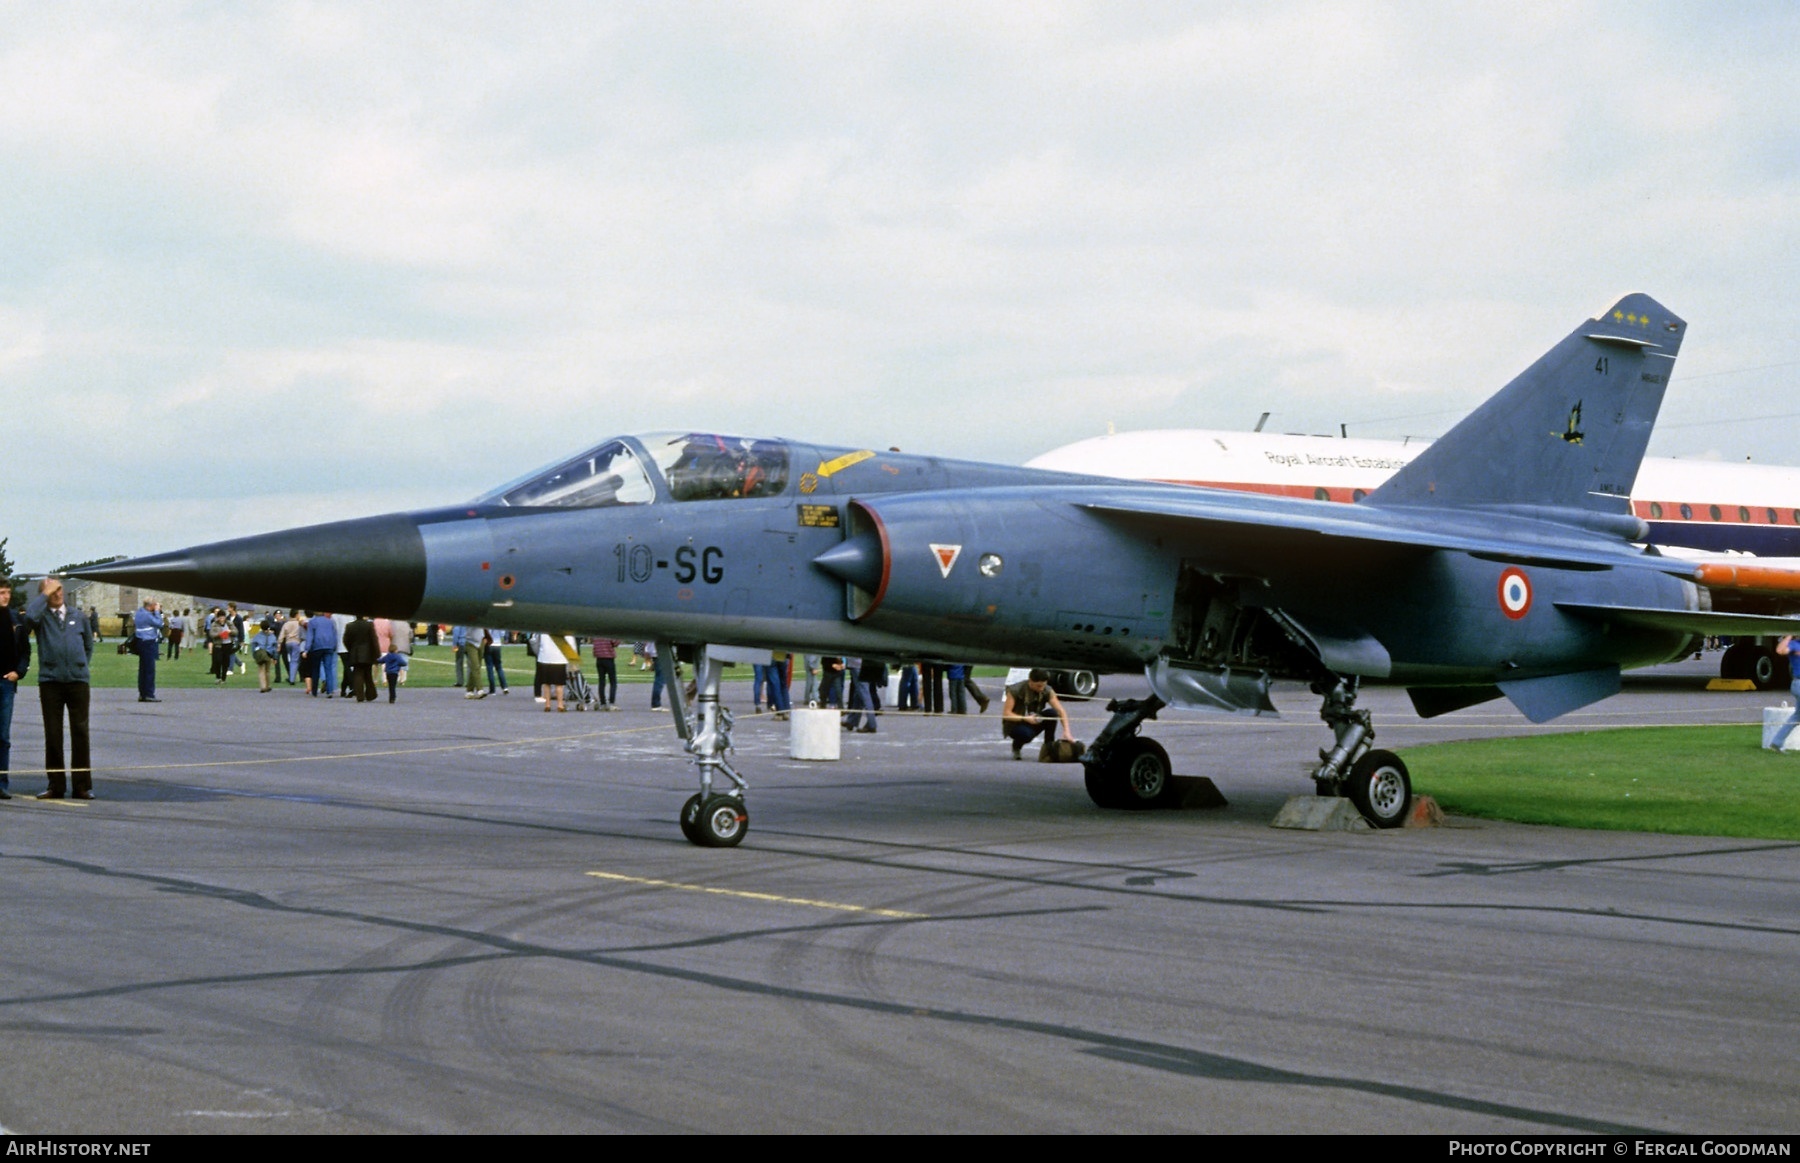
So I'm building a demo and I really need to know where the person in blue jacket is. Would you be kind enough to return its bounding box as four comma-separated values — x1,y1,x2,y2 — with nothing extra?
304,611,340,698
1769,636,1800,750
379,648,409,703
133,598,163,702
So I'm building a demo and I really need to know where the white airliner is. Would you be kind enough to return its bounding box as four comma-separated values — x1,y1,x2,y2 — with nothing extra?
1029,429,1800,687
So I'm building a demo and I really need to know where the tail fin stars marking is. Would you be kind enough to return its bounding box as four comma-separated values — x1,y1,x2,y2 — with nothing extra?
1367,293,1685,519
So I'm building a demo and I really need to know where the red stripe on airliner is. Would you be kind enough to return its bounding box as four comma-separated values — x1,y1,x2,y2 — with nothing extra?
1151,478,1799,524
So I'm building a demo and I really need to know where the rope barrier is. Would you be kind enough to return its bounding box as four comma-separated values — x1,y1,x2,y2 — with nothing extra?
0,723,671,778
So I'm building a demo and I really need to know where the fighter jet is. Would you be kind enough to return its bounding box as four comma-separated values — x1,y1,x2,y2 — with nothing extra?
78,293,1800,846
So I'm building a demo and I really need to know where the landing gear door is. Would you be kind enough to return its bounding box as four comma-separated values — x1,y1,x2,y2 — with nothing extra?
1145,657,1277,715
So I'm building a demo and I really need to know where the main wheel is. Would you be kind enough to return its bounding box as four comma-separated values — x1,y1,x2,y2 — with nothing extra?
692,794,749,847
1083,761,1124,809
1750,648,1791,692
1115,737,1174,810
1720,642,1753,680
1345,749,1411,829
1069,671,1099,698
1084,737,1173,810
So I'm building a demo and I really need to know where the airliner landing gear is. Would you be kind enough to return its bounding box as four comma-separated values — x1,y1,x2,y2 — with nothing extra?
1081,696,1175,809
661,644,749,847
1309,677,1410,828
1721,642,1791,692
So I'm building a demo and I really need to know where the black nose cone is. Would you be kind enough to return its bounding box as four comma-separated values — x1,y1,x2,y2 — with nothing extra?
73,513,427,617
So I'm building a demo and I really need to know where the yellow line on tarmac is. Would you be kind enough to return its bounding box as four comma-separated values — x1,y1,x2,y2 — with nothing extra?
585,870,929,919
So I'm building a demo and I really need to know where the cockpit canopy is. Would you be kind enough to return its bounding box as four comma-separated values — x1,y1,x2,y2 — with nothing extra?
642,432,790,501
487,439,656,509
482,433,791,508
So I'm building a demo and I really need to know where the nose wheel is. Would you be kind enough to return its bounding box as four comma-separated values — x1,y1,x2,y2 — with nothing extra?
681,793,749,847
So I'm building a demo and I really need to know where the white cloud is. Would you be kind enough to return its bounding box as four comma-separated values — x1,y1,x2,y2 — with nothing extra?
1,1,1798,568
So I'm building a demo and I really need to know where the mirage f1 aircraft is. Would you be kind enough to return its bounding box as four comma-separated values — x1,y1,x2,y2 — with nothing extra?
79,294,1800,846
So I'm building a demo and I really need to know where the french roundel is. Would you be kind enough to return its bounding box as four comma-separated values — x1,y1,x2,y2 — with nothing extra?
1497,567,1532,620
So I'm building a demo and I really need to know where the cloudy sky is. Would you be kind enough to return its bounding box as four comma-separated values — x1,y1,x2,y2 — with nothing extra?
3,2,1797,570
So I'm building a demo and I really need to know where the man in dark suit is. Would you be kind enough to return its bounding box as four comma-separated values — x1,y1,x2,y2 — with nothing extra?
343,614,380,703
21,577,96,799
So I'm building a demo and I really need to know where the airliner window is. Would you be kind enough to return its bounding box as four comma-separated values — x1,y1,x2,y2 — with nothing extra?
645,434,790,502
495,441,655,508
1649,502,1663,519
1739,506,1751,523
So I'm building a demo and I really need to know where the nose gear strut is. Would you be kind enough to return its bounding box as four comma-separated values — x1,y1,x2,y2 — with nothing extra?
658,641,750,847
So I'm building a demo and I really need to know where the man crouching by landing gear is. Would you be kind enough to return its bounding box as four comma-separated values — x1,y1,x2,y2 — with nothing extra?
1003,669,1074,760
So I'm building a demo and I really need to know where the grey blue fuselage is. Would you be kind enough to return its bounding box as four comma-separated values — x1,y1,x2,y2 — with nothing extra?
95,438,1695,691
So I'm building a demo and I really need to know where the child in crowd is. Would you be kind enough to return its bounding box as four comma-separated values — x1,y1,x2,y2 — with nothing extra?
379,648,409,703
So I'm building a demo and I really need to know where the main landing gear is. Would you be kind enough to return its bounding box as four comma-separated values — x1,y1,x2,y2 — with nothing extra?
1308,677,1411,828
1081,696,1175,809
1080,676,1411,828
660,643,750,847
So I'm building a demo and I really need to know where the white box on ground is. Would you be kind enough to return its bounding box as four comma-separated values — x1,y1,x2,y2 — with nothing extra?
790,708,841,760
1763,705,1800,751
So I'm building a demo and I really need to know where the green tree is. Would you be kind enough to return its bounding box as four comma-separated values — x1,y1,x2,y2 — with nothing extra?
0,537,14,588
52,555,124,575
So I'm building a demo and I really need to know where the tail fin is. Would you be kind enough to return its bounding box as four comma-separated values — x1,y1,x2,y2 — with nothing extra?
1368,293,1685,520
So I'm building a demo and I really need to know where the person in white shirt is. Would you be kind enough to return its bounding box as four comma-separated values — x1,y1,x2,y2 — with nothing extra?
535,632,576,712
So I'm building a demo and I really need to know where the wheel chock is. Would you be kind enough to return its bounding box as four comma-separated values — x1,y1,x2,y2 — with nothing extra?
1403,795,1445,828
1270,795,1372,831
1166,776,1227,810
1707,678,1756,691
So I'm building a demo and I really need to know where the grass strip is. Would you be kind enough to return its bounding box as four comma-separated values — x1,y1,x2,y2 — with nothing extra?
1402,726,1800,840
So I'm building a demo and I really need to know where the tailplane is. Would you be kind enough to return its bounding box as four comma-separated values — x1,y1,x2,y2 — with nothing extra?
1368,293,1685,520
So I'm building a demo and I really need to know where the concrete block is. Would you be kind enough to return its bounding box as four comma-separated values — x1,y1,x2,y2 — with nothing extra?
1270,795,1371,831
1762,706,1787,750
1167,775,1227,810
1760,706,1800,751
1404,795,1445,828
789,708,841,760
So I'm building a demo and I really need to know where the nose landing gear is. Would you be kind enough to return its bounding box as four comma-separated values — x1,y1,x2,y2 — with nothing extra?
661,643,749,847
